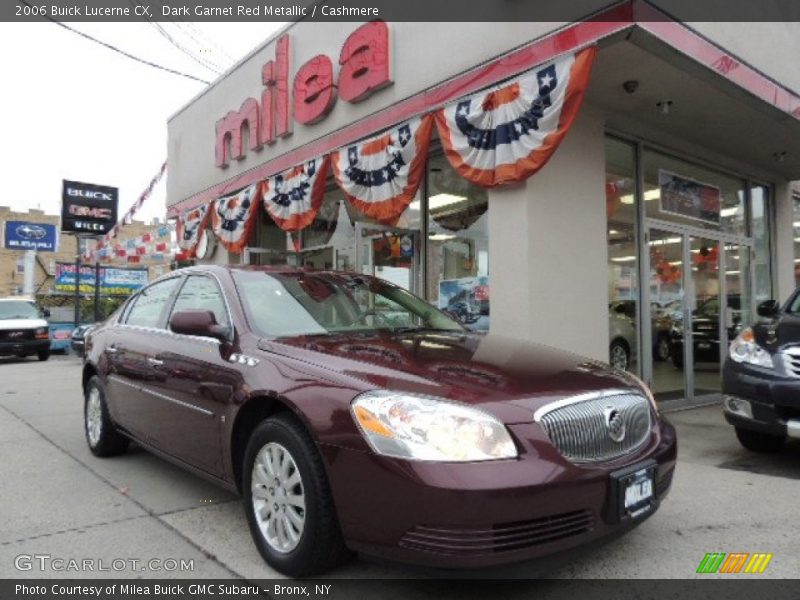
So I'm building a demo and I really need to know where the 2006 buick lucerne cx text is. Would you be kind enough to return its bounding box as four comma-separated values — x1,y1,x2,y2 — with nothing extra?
81,265,676,576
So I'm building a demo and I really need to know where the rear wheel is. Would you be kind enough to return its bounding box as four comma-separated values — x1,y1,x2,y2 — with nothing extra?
654,334,671,362
243,413,350,576
609,340,629,371
84,376,129,457
735,427,785,453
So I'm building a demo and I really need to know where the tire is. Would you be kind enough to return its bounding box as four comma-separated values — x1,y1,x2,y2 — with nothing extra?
84,376,129,457
735,427,786,453
37,351,50,361
243,413,350,576
609,340,629,371
671,352,684,369
653,334,671,362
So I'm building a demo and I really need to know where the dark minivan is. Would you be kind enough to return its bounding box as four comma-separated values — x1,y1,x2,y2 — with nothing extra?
722,288,800,452
82,265,676,576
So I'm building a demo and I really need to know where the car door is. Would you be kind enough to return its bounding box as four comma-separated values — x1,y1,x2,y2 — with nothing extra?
106,276,183,439
143,273,243,476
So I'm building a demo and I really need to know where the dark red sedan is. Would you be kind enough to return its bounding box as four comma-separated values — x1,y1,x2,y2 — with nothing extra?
82,265,676,576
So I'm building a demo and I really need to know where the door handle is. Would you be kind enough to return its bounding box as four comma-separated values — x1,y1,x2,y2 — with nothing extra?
147,357,164,367
107,345,118,354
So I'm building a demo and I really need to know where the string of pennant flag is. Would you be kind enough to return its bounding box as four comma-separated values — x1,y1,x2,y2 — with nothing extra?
171,46,595,258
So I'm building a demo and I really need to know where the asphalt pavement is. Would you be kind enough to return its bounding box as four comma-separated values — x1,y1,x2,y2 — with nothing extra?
1,354,798,582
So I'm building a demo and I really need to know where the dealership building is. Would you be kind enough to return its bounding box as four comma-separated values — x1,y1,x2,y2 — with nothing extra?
166,6,800,406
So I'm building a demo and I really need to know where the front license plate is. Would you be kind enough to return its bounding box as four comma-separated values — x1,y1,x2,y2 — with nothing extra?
622,468,654,518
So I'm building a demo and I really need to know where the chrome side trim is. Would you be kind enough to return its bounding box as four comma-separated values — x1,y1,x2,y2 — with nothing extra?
108,374,139,390
140,386,214,417
533,389,633,422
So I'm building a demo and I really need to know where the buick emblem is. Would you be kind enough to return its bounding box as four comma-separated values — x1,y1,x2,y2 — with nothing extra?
604,406,626,443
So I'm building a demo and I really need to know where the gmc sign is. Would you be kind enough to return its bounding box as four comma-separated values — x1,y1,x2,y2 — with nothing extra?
61,180,119,235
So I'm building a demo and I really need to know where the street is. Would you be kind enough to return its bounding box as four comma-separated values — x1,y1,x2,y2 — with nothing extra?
1,354,799,580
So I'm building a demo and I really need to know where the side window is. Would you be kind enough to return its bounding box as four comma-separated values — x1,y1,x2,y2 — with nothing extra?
124,278,181,328
170,275,230,328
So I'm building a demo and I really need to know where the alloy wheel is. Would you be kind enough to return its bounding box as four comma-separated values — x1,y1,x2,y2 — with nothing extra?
610,344,628,370
251,442,306,553
86,387,103,448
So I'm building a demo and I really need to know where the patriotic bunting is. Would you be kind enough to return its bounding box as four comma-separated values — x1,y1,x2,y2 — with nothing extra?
176,203,211,258
260,156,330,231
331,115,433,224
434,47,596,187
210,184,261,254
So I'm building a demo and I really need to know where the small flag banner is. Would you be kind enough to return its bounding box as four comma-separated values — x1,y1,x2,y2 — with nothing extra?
331,115,433,224
211,184,261,254
434,47,596,187
177,203,211,258
261,156,330,231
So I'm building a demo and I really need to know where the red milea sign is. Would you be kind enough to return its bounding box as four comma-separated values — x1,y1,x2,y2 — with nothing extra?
215,21,392,169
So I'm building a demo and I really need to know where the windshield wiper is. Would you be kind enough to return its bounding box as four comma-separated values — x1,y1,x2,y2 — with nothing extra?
390,326,460,334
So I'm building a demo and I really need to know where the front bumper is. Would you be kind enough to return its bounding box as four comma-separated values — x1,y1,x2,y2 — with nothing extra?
0,339,50,356
722,360,800,438
321,417,676,568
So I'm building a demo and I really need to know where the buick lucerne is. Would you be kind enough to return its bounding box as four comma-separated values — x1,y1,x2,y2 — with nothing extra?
82,266,676,575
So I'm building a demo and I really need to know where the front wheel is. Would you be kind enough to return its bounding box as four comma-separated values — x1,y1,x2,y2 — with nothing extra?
735,427,785,453
243,413,350,576
37,351,50,361
654,335,671,362
84,376,129,457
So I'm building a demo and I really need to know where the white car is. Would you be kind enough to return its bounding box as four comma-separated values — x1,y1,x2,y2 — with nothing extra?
0,298,51,361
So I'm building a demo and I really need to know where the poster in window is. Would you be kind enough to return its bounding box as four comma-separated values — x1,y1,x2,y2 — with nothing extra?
658,170,721,225
438,276,489,331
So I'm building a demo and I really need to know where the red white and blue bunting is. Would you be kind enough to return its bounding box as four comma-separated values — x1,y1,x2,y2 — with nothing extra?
210,184,261,254
260,156,330,232
176,203,210,258
331,115,433,224
434,47,596,187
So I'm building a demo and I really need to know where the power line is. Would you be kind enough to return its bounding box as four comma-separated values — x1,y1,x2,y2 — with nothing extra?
127,0,224,75
19,0,210,85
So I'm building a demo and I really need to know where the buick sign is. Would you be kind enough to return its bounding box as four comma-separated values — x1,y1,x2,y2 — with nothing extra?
3,221,58,252
61,180,118,235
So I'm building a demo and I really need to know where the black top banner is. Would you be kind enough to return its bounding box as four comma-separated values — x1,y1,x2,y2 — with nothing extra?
61,179,119,235
6,0,800,22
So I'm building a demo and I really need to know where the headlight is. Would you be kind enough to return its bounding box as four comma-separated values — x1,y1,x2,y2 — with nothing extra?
351,391,518,462
729,328,773,369
34,327,49,340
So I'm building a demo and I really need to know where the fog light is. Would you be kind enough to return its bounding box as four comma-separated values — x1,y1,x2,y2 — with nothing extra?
724,396,753,419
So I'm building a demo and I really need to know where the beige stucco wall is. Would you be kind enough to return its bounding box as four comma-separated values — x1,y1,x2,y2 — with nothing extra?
488,108,608,361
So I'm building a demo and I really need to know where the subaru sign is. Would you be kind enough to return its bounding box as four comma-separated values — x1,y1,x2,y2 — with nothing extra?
61,180,119,234
3,221,58,251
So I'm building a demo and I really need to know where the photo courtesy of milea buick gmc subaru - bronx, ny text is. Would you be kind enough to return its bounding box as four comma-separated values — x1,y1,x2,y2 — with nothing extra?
81,265,676,576
0,297,51,361
723,288,800,452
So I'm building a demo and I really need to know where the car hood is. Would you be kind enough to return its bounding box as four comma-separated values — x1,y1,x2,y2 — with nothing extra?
258,331,643,424
0,318,48,330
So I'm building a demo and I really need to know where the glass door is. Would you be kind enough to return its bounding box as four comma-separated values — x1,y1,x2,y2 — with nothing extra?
688,236,722,400
648,228,688,402
355,223,421,294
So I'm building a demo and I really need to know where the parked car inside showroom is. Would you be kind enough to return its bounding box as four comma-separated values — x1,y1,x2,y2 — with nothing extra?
722,289,800,452
670,294,742,368
81,266,676,576
0,298,51,361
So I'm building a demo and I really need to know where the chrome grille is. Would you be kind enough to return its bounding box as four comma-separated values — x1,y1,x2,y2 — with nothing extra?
783,347,800,378
536,391,652,463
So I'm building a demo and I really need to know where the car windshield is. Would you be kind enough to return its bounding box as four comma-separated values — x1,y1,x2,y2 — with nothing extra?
233,271,464,338
789,292,800,314
0,301,41,320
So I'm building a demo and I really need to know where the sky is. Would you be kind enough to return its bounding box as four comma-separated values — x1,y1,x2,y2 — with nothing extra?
0,20,284,225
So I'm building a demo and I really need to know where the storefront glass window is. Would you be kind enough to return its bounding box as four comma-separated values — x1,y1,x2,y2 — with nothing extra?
605,137,639,373
750,184,772,302
642,150,746,236
425,153,489,330
793,194,800,287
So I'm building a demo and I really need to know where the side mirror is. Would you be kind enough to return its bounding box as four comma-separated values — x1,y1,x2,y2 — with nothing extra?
41,308,51,318
757,299,781,318
170,310,230,342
